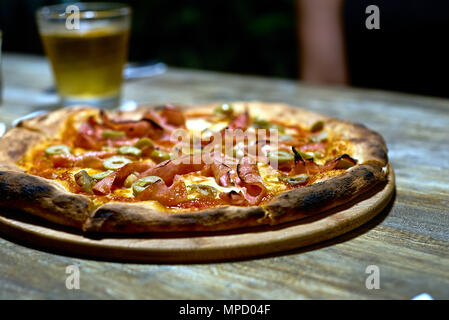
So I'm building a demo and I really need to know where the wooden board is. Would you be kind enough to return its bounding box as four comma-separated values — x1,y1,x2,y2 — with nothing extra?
0,165,395,263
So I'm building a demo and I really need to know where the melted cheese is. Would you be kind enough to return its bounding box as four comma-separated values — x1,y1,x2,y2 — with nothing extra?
186,118,228,133
182,173,240,199
257,163,287,194
186,118,211,132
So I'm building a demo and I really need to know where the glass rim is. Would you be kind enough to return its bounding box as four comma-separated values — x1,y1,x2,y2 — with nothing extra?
36,2,131,21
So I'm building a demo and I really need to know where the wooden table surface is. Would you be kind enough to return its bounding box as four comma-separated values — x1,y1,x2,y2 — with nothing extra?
0,53,448,299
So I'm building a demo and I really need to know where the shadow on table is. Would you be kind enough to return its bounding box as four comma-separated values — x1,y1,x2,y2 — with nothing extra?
0,183,396,264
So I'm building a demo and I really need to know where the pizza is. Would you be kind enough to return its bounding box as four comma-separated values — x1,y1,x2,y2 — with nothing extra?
0,102,389,234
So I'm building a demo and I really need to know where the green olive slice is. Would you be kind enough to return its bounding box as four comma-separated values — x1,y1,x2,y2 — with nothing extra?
267,150,295,163
124,172,140,188
281,174,309,185
103,156,132,170
132,176,163,196
118,146,142,156
309,131,329,143
187,184,218,198
279,134,293,141
102,129,126,139
297,150,314,160
310,120,324,132
90,170,114,180
134,137,154,149
214,103,234,117
313,151,324,159
252,117,270,128
74,170,94,194
150,149,171,163
252,117,285,133
45,145,71,156
269,124,286,134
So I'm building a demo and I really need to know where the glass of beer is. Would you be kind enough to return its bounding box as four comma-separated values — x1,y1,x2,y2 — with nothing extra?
36,3,131,109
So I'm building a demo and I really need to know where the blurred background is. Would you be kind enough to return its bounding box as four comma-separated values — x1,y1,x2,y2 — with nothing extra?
0,0,448,98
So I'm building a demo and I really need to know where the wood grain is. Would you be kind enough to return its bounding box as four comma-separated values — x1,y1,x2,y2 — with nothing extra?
0,54,448,299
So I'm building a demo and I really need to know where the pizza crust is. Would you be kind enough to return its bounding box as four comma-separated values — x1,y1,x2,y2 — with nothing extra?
0,102,390,234
83,202,267,233
0,170,92,228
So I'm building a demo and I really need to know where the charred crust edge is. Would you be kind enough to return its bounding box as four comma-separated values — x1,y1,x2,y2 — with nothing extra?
263,164,387,223
0,170,92,228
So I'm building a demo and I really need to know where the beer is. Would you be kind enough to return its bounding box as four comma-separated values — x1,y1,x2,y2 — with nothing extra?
41,28,129,99
36,3,131,108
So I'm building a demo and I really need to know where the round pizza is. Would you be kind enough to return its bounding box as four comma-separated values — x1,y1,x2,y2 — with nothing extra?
0,102,389,234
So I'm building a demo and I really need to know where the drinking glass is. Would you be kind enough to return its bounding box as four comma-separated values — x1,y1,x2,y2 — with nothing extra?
36,3,131,109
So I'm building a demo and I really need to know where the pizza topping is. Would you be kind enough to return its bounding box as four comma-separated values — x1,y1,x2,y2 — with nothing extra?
251,117,285,133
150,149,171,163
100,110,165,139
103,156,133,170
90,170,115,180
74,170,94,194
289,148,357,177
45,145,71,156
134,137,154,149
132,176,163,196
112,162,154,185
139,156,204,186
295,149,314,160
75,121,103,150
203,159,236,187
123,172,139,188
159,104,186,127
309,131,329,143
227,110,250,130
299,142,326,154
101,129,126,139
310,120,324,133
52,151,115,169
236,156,267,205
333,154,357,169
219,190,248,206
214,103,234,118
135,175,187,206
187,184,218,198
118,146,142,157
280,173,309,185
21,105,359,210
92,171,117,195
92,161,154,195
267,150,295,163
279,134,294,141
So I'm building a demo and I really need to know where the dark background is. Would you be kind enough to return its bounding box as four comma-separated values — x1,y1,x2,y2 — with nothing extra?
0,0,448,97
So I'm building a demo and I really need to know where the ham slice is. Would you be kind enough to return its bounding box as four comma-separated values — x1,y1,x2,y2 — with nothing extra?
139,155,204,186
227,110,250,130
236,156,267,205
219,190,248,206
100,110,164,139
93,172,117,195
135,175,187,206
290,148,356,176
92,162,154,195
159,104,186,127
200,158,236,187
74,121,103,150
51,151,115,169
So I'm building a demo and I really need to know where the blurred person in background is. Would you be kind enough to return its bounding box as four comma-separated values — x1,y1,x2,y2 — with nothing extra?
298,0,449,97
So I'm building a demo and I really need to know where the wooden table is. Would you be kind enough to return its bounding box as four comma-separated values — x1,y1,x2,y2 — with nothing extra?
0,53,448,299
